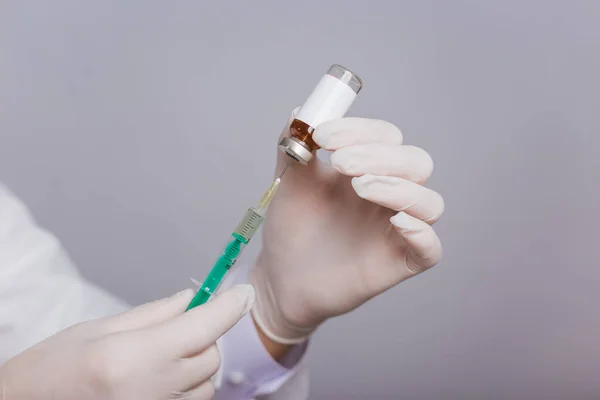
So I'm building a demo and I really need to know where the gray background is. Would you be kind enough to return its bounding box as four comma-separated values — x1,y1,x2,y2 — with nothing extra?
1,0,599,398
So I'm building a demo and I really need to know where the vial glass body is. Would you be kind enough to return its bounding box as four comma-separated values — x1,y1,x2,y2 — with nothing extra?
290,119,317,152
278,64,362,165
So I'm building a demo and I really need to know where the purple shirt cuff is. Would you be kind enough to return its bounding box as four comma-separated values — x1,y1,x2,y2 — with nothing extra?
213,265,307,399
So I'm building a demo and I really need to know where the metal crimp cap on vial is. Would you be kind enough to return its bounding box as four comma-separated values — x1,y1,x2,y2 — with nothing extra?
278,137,313,165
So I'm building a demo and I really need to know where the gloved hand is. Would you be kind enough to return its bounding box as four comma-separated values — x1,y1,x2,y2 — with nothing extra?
0,284,255,400
250,112,444,344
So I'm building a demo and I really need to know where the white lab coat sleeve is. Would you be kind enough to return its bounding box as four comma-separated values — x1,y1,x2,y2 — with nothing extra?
0,182,130,362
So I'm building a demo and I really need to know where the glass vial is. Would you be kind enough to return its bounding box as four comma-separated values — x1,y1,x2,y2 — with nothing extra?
278,64,362,165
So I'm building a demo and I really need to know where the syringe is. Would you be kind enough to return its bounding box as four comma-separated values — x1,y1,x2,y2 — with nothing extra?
186,160,292,310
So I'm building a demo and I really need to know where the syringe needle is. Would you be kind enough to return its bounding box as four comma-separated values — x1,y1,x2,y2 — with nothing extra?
278,159,293,179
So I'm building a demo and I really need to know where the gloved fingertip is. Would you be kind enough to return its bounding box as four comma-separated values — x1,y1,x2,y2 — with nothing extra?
390,212,412,233
312,127,338,150
230,284,255,315
330,147,369,176
329,152,345,173
351,174,380,198
172,288,195,300
350,176,367,198
281,107,302,134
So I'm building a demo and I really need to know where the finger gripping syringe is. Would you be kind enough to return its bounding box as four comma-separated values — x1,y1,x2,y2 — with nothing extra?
185,163,290,310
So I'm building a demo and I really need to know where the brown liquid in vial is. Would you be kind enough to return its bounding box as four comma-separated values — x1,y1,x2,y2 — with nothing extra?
290,119,317,152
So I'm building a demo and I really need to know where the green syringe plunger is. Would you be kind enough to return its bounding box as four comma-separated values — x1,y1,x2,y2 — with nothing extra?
186,233,248,310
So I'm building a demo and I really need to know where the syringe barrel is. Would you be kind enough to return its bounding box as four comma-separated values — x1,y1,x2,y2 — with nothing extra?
186,232,249,310
233,208,265,239
186,208,265,310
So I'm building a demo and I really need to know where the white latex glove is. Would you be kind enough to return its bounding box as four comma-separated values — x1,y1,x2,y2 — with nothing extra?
0,284,255,400
250,112,444,344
